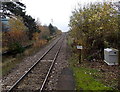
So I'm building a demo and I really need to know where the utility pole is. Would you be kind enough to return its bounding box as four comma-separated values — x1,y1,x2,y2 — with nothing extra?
51,19,53,24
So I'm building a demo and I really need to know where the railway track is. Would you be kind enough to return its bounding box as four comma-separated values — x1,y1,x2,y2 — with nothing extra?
5,34,65,92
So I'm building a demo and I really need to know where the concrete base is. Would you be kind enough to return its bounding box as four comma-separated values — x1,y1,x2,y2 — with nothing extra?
104,60,118,65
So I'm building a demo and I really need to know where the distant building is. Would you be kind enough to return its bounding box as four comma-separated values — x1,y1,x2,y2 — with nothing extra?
1,18,10,31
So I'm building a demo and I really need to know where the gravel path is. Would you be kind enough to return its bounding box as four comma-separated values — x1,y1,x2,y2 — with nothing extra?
2,36,61,91
57,68,75,90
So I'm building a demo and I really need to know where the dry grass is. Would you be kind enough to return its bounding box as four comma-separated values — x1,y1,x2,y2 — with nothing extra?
2,39,48,76
33,40,47,48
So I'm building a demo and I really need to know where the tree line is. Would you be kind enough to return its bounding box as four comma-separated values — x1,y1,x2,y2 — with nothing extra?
69,1,120,61
1,1,62,53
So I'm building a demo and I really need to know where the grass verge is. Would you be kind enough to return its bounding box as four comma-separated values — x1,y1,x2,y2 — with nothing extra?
67,35,113,91
69,54,112,91
2,56,23,76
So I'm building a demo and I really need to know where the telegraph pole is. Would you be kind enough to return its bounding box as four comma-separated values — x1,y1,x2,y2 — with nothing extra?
51,19,53,24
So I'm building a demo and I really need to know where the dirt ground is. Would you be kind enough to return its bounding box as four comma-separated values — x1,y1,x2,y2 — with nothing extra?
78,59,120,90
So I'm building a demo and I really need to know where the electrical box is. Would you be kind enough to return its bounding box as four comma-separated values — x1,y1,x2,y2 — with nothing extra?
104,48,119,65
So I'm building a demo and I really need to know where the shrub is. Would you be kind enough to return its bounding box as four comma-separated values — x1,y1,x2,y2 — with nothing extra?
69,2,119,60
9,42,25,54
33,40,47,48
42,35,52,41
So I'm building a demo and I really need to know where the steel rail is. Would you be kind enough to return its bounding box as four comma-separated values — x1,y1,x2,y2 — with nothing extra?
39,37,63,92
7,36,62,92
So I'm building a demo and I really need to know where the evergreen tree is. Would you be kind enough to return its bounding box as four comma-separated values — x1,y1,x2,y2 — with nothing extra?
48,23,55,35
1,2,40,40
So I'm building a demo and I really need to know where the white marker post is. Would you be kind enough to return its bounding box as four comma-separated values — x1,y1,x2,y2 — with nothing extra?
77,45,83,64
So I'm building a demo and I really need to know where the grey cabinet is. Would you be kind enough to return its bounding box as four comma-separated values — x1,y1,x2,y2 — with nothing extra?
104,48,118,65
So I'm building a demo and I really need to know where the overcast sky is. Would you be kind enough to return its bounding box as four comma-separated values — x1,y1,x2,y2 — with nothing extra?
21,0,117,32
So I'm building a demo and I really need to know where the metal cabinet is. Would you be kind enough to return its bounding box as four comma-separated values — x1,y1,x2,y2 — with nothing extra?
104,48,118,65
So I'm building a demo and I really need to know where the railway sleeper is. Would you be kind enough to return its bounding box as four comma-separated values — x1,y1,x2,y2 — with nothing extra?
40,60,53,62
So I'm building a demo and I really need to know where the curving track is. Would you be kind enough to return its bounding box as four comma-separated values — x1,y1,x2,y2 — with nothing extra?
5,34,65,92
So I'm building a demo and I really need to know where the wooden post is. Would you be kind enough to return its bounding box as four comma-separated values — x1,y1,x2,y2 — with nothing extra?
77,45,83,64
79,49,81,64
